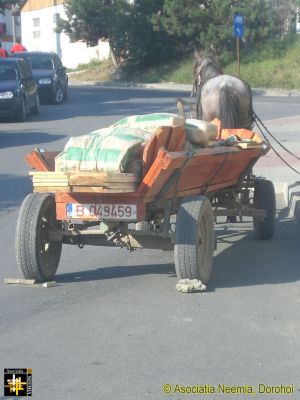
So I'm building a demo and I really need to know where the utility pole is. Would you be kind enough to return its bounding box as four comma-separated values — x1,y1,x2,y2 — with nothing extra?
11,3,20,44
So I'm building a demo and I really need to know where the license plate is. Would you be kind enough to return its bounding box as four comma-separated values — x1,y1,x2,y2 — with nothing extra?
66,203,137,221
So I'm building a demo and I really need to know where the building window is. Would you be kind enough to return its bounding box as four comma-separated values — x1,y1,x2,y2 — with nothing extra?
32,17,40,28
33,31,40,39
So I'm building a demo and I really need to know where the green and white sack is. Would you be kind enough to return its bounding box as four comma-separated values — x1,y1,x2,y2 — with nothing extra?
113,113,185,133
55,127,151,173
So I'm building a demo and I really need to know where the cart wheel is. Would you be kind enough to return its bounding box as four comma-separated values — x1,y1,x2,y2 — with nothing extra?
15,193,62,282
174,195,215,284
253,178,276,240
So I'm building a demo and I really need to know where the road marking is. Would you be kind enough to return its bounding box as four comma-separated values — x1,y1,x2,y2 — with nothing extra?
263,115,300,125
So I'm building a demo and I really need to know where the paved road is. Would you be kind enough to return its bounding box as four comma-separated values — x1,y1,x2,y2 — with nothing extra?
0,87,299,400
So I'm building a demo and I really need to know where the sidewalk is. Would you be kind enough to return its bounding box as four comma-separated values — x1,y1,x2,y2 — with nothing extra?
68,78,300,97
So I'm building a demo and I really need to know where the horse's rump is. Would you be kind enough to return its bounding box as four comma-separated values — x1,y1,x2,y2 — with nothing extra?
193,56,254,130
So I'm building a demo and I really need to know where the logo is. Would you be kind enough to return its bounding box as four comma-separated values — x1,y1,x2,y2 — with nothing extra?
4,368,32,397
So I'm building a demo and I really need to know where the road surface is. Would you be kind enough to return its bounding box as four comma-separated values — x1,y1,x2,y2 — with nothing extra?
0,86,299,400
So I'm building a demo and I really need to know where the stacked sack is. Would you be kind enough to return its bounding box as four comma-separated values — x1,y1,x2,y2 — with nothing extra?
55,113,217,174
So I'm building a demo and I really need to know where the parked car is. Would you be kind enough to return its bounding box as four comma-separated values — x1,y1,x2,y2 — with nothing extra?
0,58,39,122
11,51,68,105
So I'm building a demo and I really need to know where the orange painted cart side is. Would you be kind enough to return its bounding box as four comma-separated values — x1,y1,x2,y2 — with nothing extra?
17,125,275,286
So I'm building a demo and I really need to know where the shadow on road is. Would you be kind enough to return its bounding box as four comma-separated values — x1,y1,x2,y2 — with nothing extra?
55,210,299,290
56,262,176,283
0,131,66,149
0,174,32,212
211,210,299,290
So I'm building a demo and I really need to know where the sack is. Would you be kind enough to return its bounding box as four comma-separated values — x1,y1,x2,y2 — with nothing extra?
113,113,185,133
55,127,151,173
185,119,218,147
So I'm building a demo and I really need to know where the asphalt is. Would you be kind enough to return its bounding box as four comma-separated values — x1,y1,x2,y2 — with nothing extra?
69,79,300,218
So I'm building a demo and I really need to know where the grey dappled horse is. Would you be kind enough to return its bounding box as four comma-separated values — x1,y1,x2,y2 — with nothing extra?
192,52,254,130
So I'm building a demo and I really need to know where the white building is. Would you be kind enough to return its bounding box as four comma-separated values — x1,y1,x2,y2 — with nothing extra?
20,0,110,68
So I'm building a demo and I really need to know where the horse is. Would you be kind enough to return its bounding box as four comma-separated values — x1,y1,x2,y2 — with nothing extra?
191,52,254,130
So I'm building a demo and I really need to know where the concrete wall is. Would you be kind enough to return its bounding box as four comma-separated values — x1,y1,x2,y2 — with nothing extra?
21,4,110,68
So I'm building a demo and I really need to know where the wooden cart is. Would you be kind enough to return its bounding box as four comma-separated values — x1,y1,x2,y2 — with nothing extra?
15,125,276,284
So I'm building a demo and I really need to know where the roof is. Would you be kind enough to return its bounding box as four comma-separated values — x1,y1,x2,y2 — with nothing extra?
0,58,20,64
21,0,64,12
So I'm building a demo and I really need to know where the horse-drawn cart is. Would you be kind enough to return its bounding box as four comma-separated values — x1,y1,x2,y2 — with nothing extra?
15,125,275,286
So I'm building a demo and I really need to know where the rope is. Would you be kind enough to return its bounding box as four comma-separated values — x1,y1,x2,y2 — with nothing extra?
253,112,300,175
254,111,300,160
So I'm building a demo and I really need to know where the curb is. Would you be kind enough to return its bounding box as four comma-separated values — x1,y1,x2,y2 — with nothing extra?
68,79,300,97
273,181,300,214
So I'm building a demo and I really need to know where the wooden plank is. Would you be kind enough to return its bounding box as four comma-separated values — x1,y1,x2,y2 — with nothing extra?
155,126,172,152
70,171,138,181
32,180,69,184
69,175,139,186
142,126,172,176
41,151,60,171
30,171,139,184
168,126,186,151
29,171,68,178
55,192,141,203
34,187,69,193
33,182,69,187
71,186,137,193
25,151,50,171
220,128,263,143
138,149,188,199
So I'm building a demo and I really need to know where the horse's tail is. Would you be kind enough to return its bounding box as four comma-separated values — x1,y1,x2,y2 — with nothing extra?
219,84,240,129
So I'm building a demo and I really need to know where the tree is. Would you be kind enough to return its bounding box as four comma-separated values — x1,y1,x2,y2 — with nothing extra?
0,1,19,14
59,0,292,71
118,0,178,68
58,0,131,65
155,0,276,63
60,0,178,69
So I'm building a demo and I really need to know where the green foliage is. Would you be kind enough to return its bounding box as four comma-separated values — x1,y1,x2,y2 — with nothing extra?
0,0,19,13
59,0,130,47
118,0,178,69
69,34,300,90
60,0,297,71
155,0,276,64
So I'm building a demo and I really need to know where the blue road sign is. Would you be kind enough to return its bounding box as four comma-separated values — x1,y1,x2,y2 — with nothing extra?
234,13,244,38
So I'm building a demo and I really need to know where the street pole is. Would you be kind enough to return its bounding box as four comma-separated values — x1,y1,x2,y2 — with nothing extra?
12,17,16,44
237,36,240,76
11,4,20,44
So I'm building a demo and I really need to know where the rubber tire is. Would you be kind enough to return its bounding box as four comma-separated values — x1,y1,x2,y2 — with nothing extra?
31,93,39,114
63,84,68,101
174,195,215,284
15,193,62,282
52,84,64,105
16,97,26,122
253,178,276,240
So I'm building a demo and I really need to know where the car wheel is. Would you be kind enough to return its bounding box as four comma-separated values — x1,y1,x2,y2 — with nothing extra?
63,84,68,101
52,84,64,105
31,93,39,115
16,97,26,122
